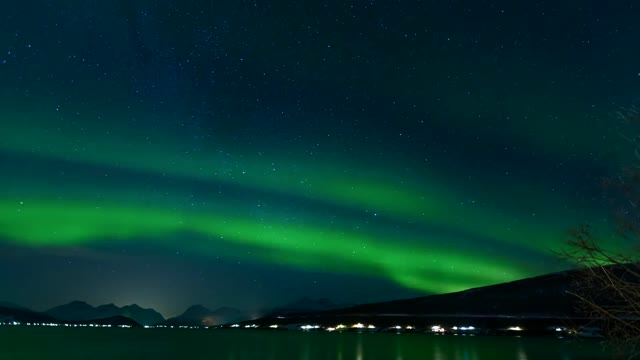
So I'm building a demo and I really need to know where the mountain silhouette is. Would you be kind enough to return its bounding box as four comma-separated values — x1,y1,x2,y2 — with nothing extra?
0,305,57,324
330,270,577,317
0,301,25,310
252,268,599,330
268,297,351,316
162,305,247,326
46,301,164,326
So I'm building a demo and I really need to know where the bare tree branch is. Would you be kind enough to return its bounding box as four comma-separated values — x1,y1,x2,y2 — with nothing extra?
558,106,640,358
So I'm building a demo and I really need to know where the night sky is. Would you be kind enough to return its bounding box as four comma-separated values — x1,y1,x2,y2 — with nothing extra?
1,1,639,317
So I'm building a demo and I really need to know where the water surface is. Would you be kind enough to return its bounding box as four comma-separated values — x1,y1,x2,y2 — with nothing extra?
0,328,610,359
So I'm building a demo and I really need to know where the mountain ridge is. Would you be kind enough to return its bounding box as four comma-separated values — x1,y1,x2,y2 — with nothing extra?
46,301,164,326
267,297,353,316
162,304,248,327
249,268,597,328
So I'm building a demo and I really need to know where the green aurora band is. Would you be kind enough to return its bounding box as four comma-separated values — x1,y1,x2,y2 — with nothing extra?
0,198,530,294
0,105,615,295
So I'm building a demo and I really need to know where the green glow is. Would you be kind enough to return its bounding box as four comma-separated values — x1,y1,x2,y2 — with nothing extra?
0,103,611,295
0,198,529,294
0,108,591,252
0,2,632,316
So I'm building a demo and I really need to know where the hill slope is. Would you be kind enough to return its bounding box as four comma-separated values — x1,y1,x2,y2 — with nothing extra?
0,306,57,324
333,270,577,318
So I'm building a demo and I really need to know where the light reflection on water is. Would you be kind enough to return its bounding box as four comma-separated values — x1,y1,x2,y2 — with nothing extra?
451,339,479,360
395,336,403,360
218,331,607,360
301,335,311,360
516,343,528,360
0,327,610,360
336,335,344,360
433,342,445,360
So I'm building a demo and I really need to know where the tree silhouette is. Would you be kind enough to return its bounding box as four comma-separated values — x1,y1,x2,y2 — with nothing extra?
560,105,640,359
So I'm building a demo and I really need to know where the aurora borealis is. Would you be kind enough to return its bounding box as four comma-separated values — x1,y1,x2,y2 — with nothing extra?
1,1,639,317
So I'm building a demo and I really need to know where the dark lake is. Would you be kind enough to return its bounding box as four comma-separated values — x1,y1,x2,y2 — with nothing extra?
0,327,610,359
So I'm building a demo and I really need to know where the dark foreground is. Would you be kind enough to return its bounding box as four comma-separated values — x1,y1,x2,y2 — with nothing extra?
0,327,610,359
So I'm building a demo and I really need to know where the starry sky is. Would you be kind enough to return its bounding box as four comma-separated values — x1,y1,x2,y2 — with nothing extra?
0,1,639,317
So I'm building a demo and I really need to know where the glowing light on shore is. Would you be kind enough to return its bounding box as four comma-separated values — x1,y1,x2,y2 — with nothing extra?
431,325,445,333
300,325,320,330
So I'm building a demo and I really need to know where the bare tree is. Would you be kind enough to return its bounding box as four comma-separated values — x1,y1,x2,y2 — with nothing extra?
560,105,640,358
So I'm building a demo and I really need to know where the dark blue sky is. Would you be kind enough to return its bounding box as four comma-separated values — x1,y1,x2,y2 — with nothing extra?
0,1,639,317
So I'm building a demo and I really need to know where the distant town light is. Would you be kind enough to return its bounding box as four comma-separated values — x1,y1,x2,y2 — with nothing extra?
431,325,445,333
269,325,278,329
507,326,523,331
406,326,414,330
336,324,346,329
352,323,365,329
326,327,336,332
367,325,376,329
